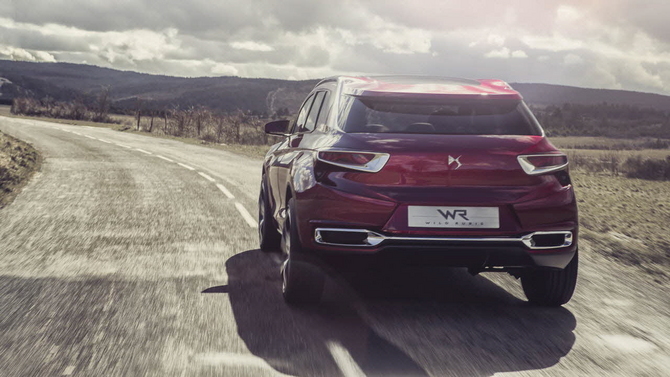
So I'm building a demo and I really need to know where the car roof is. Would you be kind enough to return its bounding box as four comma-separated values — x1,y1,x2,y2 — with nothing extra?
318,75,522,100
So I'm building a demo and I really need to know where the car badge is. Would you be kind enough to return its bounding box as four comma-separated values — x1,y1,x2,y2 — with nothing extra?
448,155,462,170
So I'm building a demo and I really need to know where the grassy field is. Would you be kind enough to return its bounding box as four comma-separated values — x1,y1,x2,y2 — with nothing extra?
0,131,41,209
549,136,670,277
572,171,669,277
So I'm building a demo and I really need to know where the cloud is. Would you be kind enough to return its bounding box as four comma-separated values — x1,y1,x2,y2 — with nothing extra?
0,1,668,95
0,45,56,62
485,48,511,59
563,54,583,65
511,50,528,59
230,41,274,52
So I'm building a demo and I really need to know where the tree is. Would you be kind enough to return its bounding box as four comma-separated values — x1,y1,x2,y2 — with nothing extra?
92,86,111,122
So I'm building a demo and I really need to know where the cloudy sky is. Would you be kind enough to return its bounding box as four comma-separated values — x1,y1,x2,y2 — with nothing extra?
1,0,669,94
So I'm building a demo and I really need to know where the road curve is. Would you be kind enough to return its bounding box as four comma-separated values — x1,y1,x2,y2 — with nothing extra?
0,116,668,377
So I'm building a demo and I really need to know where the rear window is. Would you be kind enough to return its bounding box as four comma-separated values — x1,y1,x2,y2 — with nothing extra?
339,96,542,135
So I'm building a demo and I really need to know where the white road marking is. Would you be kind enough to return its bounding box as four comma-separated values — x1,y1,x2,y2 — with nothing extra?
85,135,96,139
198,172,216,182
116,144,132,148
61,365,76,375
235,202,258,228
98,139,112,144
135,148,153,155
72,132,82,135
326,341,365,377
177,162,196,171
155,155,174,163
216,183,235,199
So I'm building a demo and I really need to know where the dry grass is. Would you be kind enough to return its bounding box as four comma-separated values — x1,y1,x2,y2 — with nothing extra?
566,148,670,160
0,131,41,209
555,137,670,276
550,136,669,150
0,105,128,130
572,171,670,277
0,105,272,159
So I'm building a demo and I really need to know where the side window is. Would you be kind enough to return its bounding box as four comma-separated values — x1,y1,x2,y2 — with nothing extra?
293,94,314,134
315,91,331,130
301,91,325,133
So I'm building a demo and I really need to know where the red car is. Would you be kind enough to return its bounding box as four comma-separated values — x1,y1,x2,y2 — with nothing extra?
259,76,578,306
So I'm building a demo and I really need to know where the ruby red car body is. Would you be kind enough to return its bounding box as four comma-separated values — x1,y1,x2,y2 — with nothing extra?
260,75,579,305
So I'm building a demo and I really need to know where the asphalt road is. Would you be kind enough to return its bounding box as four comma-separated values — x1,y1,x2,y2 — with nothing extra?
0,116,668,377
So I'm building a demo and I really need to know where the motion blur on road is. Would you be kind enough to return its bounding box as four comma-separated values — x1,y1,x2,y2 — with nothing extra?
0,116,668,377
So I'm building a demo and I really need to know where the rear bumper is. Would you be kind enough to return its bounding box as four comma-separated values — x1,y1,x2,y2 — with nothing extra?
295,242,577,270
294,183,579,270
309,228,577,269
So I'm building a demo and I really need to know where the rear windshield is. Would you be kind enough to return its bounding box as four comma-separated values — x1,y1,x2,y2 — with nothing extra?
339,96,543,135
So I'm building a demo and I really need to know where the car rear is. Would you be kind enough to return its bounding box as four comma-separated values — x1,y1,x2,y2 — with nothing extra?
284,75,578,306
296,78,577,271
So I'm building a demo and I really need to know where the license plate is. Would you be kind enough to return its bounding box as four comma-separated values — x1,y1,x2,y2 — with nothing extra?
408,206,500,229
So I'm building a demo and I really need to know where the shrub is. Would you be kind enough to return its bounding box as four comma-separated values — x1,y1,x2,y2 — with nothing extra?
623,156,670,181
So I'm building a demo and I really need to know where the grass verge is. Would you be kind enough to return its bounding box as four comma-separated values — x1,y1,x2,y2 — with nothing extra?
0,131,42,210
572,170,669,280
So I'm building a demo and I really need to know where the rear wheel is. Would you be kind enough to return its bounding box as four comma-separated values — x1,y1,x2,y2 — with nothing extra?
258,179,281,251
281,197,324,304
521,251,578,306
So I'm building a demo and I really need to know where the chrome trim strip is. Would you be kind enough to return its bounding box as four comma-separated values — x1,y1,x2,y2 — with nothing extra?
517,154,569,175
316,149,390,173
314,228,572,250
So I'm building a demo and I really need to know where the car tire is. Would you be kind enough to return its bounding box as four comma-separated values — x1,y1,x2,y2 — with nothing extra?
281,197,324,304
258,178,281,252
521,251,578,307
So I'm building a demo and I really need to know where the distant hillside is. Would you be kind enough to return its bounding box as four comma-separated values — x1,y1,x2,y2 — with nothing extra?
511,83,670,112
2,60,670,114
0,61,316,113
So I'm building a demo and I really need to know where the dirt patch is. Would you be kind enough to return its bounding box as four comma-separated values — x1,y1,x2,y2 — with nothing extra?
0,131,41,209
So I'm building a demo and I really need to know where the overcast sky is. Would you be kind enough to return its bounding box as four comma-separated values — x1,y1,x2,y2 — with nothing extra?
1,0,669,95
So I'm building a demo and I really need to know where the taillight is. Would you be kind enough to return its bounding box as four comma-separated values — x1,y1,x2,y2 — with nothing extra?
317,150,390,172
517,154,568,175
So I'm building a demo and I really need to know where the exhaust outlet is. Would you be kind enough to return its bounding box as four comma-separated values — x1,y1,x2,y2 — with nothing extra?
315,228,384,247
522,231,573,250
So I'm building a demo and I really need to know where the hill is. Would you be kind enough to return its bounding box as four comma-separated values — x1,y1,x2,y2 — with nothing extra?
2,60,670,114
0,61,316,113
511,83,670,112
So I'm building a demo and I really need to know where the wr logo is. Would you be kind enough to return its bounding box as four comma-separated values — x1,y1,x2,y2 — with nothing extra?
437,209,469,221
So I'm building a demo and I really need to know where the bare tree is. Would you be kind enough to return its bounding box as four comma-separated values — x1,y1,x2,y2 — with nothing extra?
214,113,228,143
163,110,169,135
193,106,209,138
135,98,144,131
148,110,155,133
92,86,111,122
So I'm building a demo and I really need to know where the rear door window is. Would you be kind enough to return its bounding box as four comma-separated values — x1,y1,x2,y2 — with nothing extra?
300,91,325,133
315,91,331,130
293,94,315,133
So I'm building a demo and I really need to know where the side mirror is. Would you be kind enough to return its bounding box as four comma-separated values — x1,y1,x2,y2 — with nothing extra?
265,119,290,135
